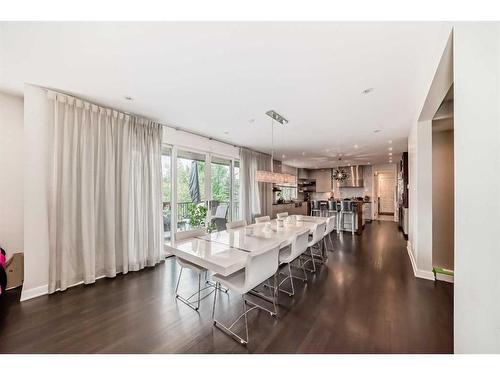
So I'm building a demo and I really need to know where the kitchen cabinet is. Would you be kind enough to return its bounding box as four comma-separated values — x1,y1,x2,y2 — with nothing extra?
298,168,309,179
309,169,332,192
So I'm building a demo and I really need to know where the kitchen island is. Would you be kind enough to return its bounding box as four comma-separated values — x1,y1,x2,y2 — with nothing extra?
333,200,366,235
271,201,309,218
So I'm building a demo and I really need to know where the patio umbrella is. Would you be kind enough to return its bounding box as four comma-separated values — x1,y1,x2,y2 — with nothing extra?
188,160,201,204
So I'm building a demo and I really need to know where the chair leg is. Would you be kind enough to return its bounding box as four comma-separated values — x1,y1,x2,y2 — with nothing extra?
310,248,317,272
288,263,295,296
272,272,278,313
197,273,202,310
242,295,249,344
212,281,218,319
175,266,184,296
300,257,308,281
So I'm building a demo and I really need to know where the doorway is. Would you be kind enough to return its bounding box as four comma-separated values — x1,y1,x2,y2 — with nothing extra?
377,173,395,217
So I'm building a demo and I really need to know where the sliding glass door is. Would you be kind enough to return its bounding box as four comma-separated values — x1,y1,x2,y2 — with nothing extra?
161,147,172,244
210,156,231,228
176,149,206,232
168,145,239,236
232,160,241,220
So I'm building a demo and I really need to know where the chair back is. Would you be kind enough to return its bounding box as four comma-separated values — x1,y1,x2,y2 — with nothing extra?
255,215,270,223
341,200,354,212
214,204,228,219
290,229,310,260
325,216,336,234
310,222,326,245
226,219,247,230
328,200,336,211
175,228,206,241
244,245,280,291
276,212,289,219
311,200,320,210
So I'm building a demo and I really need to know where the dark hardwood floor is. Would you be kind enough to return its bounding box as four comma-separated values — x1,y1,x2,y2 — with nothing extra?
0,221,453,353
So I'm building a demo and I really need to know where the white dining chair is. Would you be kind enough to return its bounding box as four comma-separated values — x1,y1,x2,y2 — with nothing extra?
265,229,309,297
174,228,226,311
302,222,327,273
255,215,270,223
276,212,289,219
211,244,280,345
324,216,336,252
226,219,247,229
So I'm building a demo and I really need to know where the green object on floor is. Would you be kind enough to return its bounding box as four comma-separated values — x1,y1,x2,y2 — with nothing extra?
433,267,454,277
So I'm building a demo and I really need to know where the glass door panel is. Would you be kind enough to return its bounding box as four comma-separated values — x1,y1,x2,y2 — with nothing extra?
232,160,241,220
210,156,231,230
176,149,206,232
161,147,172,244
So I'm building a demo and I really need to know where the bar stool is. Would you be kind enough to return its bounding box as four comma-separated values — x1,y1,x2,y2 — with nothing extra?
339,200,355,235
311,200,320,216
327,200,339,226
319,201,328,217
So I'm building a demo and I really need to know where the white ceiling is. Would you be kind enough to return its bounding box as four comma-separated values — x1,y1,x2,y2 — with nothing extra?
0,22,451,167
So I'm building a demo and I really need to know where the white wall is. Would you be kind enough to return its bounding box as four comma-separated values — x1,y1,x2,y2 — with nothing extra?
432,127,454,270
453,23,500,354
22,84,52,301
407,30,453,281
0,92,24,259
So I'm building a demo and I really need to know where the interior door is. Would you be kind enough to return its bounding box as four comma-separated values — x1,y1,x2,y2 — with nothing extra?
378,175,395,214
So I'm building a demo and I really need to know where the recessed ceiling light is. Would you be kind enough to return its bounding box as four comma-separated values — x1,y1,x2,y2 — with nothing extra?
388,140,393,144
302,152,306,156
124,96,133,101
373,129,381,133
388,147,393,151
389,160,392,163
354,144,359,149
389,152,393,156
367,162,371,165
362,88,374,94
282,154,286,158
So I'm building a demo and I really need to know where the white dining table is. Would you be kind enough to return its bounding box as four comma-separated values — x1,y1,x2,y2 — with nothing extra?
164,215,326,277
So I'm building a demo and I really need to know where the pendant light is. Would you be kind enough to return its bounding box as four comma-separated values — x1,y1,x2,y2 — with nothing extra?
332,157,348,182
256,110,296,185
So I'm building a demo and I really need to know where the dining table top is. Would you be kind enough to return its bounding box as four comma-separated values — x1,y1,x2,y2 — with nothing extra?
164,215,326,276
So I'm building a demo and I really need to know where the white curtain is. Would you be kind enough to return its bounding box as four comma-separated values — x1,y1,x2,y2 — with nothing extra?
47,92,163,293
240,148,272,224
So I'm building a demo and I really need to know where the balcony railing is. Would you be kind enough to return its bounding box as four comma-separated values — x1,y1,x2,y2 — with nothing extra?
163,200,240,231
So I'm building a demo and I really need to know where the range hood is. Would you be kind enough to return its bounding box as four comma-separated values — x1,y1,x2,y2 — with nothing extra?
337,165,364,188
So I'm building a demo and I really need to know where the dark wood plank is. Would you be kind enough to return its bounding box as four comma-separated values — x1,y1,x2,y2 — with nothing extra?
0,221,453,353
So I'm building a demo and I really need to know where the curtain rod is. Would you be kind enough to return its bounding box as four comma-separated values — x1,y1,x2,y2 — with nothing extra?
162,124,240,149
44,86,247,151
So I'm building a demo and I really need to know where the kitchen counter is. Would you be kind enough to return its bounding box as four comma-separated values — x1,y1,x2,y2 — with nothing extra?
271,201,309,218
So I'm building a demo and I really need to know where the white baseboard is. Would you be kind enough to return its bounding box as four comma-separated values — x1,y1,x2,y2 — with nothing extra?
435,273,454,283
406,241,435,281
20,284,49,301
17,259,166,302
